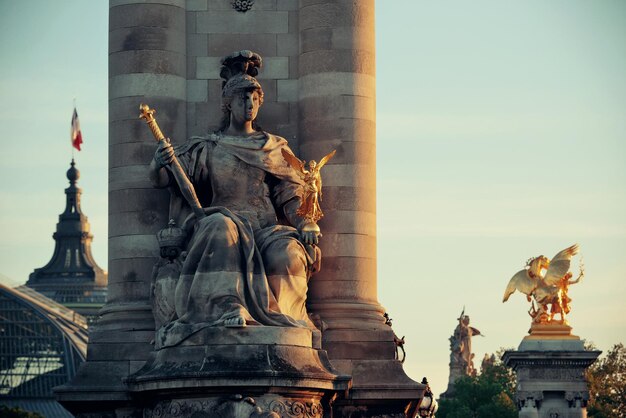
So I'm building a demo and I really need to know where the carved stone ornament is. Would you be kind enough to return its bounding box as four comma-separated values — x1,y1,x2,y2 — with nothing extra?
145,395,323,418
547,408,562,418
232,0,255,12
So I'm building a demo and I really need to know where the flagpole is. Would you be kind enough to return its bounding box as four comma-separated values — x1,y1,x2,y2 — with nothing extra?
72,99,76,161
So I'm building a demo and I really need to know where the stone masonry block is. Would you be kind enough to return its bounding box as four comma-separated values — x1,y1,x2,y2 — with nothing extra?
197,11,288,34
187,79,208,102
196,56,222,79
109,188,169,214
300,72,375,99
208,33,277,57
110,73,186,100
299,118,375,144
187,33,208,57
257,78,277,102
109,165,154,191
277,33,298,56
322,232,376,258
111,0,185,7
110,50,185,78
311,256,376,282
256,102,289,126
321,186,375,212
186,0,207,11
109,3,185,30
321,164,374,188
109,27,186,54
299,2,374,31
105,281,152,305
262,57,289,78
299,95,375,123
109,142,156,169
300,27,332,53
277,0,298,11
109,234,159,260
277,79,298,102
186,10,197,33
332,25,375,52
308,278,376,301
318,210,376,236
108,258,160,285
109,210,168,237
299,49,375,76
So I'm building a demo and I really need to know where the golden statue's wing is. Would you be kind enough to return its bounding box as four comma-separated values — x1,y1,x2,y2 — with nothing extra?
316,149,336,170
503,269,536,302
281,148,305,173
544,243,579,286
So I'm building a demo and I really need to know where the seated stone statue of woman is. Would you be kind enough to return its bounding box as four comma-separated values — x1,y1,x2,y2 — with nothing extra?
148,51,320,345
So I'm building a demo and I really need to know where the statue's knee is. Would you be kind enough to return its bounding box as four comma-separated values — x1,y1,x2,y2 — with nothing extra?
265,240,306,276
201,213,238,242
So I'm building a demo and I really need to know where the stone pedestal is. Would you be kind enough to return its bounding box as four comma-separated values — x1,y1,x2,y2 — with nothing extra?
124,327,350,417
503,324,600,418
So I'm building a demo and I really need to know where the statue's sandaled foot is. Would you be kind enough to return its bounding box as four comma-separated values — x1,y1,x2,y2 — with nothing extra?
224,315,246,328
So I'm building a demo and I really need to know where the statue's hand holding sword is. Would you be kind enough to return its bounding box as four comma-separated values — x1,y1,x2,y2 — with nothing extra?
139,104,205,219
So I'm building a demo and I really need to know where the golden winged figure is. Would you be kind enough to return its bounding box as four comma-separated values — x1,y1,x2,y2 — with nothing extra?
281,149,336,225
503,244,584,325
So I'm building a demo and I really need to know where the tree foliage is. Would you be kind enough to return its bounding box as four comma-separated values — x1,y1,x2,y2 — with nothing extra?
587,343,626,418
0,406,44,418
436,355,517,418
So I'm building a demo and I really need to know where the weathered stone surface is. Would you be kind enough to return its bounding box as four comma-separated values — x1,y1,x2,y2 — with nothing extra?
208,33,277,56
110,50,185,77
186,79,208,102
109,234,159,260
197,11,289,34
110,74,186,100
109,27,186,53
109,188,169,214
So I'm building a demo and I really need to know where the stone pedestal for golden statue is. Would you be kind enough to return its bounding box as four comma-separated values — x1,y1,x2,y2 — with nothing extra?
503,325,600,418
502,245,600,418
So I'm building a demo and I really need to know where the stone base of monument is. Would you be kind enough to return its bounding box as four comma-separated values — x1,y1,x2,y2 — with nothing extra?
503,323,601,418
122,326,351,418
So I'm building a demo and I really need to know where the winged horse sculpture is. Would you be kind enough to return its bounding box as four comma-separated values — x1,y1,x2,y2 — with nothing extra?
503,244,584,324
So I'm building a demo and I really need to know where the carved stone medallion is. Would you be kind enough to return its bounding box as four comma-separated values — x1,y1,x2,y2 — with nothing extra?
232,0,254,12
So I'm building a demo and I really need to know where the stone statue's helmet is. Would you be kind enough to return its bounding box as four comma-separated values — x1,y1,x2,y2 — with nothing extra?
218,50,265,131
220,50,264,103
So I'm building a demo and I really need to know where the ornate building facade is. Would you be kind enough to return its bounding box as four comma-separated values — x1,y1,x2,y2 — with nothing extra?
26,160,107,323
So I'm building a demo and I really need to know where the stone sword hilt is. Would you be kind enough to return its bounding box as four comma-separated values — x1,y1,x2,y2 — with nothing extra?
139,103,205,219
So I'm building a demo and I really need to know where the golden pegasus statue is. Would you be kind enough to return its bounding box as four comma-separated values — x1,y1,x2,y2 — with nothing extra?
503,244,584,325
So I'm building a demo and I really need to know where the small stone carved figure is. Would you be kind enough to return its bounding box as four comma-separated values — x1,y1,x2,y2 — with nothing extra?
480,353,496,372
148,50,321,347
281,148,335,226
503,244,584,324
449,308,482,376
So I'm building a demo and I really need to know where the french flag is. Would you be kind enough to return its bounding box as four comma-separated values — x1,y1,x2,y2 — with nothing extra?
71,108,83,151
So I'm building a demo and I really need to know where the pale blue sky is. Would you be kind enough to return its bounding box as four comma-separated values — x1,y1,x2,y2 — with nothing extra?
0,0,624,396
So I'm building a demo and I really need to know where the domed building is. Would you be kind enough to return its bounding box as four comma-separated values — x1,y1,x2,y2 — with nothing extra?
26,160,107,323
0,282,88,417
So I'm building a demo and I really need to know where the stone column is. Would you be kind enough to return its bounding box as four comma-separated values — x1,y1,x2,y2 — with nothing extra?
299,0,423,411
56,0,186,413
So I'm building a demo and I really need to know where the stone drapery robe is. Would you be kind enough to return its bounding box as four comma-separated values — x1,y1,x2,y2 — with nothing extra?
156,132,314,348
